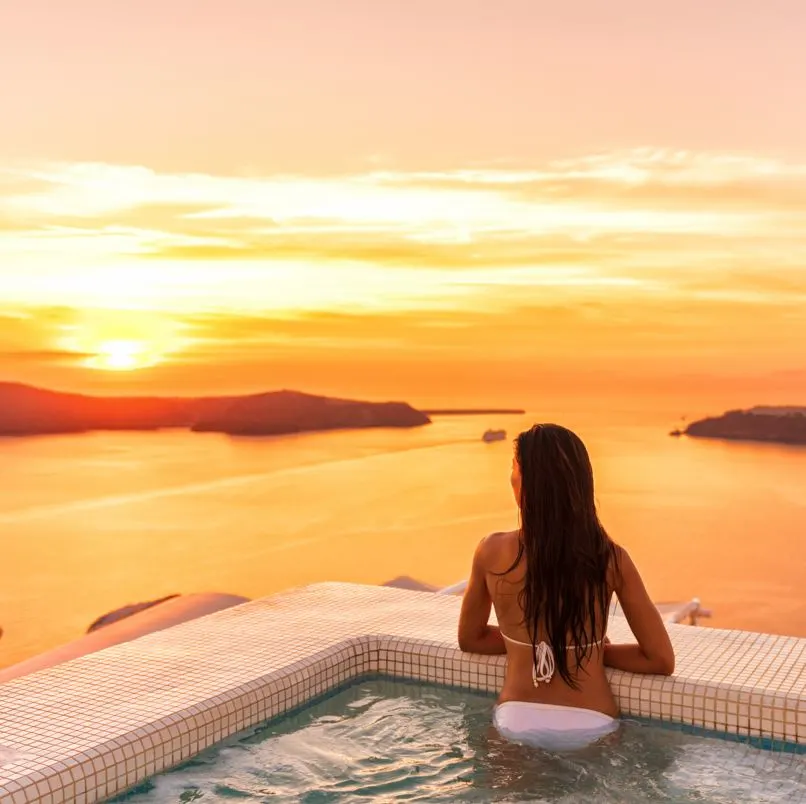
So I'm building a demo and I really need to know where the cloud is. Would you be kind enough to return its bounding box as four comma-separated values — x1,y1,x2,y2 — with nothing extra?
0,309,87,364
179,308,485,356
1,148,806,320
0,348,90,364
4,293,803,387
177,291,805,364
7,150,799,237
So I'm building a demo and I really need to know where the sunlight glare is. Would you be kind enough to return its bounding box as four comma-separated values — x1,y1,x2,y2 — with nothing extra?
57,311,185,372
87,340,149,371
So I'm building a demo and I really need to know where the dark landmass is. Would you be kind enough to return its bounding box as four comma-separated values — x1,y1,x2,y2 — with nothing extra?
681,407,806,445
382,576,438,592
422,408,525,416
0,382,431,437
191,390,430,435
86,595,180,633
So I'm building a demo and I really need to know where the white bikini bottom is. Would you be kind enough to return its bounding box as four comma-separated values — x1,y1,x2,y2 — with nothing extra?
493,701,619,751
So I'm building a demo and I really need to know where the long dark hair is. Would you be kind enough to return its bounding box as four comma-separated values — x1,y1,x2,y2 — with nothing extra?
508,423,617,687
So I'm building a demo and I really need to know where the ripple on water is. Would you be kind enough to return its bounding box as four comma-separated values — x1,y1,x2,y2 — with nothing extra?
113,679,806,804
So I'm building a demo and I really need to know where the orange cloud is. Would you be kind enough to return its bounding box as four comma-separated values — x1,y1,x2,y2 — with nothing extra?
1,149,805,398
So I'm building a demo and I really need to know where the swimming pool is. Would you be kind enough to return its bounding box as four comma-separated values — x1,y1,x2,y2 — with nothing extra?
113,678,805,803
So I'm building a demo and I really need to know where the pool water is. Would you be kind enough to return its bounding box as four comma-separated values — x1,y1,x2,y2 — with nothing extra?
115,679,805,803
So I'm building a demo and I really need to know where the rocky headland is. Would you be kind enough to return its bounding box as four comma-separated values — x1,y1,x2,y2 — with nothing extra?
679,407,806,446
0,383,431,437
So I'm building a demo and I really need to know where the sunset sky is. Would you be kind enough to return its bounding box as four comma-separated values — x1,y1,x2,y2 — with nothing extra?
2,1,805,405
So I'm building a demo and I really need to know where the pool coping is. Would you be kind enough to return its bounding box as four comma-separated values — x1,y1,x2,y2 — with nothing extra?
0,582,804,803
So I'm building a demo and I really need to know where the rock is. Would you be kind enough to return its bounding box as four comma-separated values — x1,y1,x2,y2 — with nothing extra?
381,576,439,592
683,408,806,445
190,390,430,435
86,595,181,633
0,383,431,437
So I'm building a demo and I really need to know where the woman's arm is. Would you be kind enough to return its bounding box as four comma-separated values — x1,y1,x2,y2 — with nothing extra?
457,536,506,655
604,547,675,675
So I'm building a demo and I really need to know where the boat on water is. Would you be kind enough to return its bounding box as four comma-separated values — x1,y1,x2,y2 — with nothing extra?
669,416,687,437
482,429,507,443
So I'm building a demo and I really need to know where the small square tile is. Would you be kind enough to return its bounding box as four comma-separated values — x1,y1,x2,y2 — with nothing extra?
1,582,804,801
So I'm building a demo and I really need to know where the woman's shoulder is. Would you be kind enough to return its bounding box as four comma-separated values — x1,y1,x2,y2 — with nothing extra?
479,529,519,550
477,530,521,572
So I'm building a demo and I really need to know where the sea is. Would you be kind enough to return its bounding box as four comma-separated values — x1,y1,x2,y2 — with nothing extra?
1,398,805,670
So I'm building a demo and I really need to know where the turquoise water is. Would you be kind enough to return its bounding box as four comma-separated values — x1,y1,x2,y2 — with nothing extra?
115,680,805,803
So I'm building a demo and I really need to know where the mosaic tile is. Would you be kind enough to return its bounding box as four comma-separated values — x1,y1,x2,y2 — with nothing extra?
0,582,804,802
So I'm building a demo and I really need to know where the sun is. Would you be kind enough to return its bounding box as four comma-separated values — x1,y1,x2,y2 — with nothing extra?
57,311,186,372
87,340,154,371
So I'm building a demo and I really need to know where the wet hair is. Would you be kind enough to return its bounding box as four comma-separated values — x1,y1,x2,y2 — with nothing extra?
506,423,618,688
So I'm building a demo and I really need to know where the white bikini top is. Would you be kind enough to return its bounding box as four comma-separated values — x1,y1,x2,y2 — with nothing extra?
501,632,604,686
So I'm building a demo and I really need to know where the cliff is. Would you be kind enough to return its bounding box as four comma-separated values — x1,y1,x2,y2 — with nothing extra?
422,408,525,416
683,408,806,445
191,390,430,435
0,383,430,437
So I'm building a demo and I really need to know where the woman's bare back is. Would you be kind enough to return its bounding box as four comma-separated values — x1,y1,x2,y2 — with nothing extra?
482,530,620,717
457,424,675,734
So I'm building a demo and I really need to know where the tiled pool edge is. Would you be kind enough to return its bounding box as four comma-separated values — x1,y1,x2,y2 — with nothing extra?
0,582,804,803
0,639,375,804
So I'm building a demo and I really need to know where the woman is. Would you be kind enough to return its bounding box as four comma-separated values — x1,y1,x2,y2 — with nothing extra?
458,424,674,750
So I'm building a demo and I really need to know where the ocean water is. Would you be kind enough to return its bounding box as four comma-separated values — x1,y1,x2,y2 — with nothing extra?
1,403,805,668
113,679,806,803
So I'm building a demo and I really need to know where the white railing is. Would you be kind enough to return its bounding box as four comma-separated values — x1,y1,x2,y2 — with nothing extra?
664,597,712,626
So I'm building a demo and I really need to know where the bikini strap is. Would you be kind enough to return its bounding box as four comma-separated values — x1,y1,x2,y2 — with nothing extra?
501,634,604,687
531,642,555,686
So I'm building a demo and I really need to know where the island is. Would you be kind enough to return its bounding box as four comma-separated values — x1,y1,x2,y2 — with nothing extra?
0,383,431,437
191,390,431,436
678,407,806,446
421,408,525,415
